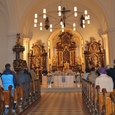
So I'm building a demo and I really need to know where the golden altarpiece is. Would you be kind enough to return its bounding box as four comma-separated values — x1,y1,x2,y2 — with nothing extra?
84,38,105,70
52,32,82,72
28,41,47,82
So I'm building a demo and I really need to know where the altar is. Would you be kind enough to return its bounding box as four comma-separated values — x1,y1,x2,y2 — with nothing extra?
53,75,75,87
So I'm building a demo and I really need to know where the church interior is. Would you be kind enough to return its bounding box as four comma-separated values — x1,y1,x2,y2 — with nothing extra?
0,0,115,114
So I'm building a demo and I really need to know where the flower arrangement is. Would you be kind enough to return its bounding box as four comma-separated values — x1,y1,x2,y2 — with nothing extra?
75,72,80,78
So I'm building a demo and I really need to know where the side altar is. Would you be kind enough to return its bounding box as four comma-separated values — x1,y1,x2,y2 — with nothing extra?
84,38,105,69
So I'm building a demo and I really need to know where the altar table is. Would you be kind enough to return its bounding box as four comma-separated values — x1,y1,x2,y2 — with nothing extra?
53,75,74,87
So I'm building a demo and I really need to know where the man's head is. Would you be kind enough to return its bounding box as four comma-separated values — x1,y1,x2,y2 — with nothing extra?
5,63,11,70
90,67,95,71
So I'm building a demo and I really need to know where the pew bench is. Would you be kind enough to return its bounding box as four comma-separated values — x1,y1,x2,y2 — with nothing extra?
0,79,41,115
0,87,5,115
3,85,14,115
82,78,115,115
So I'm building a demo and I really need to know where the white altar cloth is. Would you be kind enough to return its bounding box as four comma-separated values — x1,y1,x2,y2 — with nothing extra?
53,75,74,87
42,76,48,85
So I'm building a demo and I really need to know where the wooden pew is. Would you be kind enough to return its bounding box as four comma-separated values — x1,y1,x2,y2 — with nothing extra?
0,87,5,115
82,78,115,115
110,91,115,115
26,81,34,105
82,79,93,113
18,83,26,110
102,88,112,115
82,79,88,103
3,85,14,115
95,86,115,115
35,79,41,98
89,83,97,114
0,79,41,115
14,85,20,114
32,80,37,100
95,85,105,115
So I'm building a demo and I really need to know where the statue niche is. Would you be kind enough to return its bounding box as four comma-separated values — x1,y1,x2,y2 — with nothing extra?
63,48,70,63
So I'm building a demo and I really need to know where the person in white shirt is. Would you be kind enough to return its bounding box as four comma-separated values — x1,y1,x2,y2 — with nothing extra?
95,67,114,92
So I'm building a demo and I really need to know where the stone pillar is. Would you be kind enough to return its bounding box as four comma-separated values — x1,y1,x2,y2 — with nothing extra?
106,28,115,66
23,37,30,66
101,33,109,65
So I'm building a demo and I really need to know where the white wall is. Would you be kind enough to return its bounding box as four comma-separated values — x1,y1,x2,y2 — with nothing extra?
0,10,8,72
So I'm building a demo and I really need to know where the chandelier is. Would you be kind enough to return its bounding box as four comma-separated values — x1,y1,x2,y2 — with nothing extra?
34,4,90,32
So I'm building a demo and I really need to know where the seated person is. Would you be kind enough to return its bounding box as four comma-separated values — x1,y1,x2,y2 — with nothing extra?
18,68,31,105
87,67,98,84
95,67,114,92
1,63,17,114
1,63,17,95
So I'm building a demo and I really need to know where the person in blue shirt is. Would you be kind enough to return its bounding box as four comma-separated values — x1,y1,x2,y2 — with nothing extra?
1,63,17,114
1,63,17,92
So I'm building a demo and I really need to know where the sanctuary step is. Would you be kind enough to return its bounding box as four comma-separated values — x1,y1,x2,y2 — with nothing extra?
41,83,82,92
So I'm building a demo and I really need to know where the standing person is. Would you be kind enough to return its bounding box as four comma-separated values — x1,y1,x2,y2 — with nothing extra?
1,63,17,94
18,68,31,104
1,63,17,114
106,60,115,89
87,67,98,84
95,67,114,92
11,67,19,85
24,68,32,80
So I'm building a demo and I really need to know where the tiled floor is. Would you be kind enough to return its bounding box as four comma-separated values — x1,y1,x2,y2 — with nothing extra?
21,92,90,115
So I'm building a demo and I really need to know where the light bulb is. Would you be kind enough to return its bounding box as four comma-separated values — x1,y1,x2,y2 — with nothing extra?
84,10,88,15
34,23,37,27
74,12,77,17
40,22,43,26
73,23,76,27
43,9,46,13
58,6,61,11
34,19,37,23
34,14,38,18
74,7,77,11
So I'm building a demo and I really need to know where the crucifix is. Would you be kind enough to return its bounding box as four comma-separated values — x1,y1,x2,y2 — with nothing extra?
60,7,71,27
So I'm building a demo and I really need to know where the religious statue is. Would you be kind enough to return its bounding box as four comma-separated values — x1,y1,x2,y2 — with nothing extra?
16,33,21,45
52,56,57,66
63,61,69,73
98,40,104,52
76,56,81,65
92,55,98,67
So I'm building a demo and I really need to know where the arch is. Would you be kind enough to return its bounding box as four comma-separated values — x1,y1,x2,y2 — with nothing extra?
47,28,84,71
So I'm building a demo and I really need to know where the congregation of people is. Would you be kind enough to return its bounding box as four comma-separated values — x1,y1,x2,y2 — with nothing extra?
82,60,115,92
0,63,37,114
